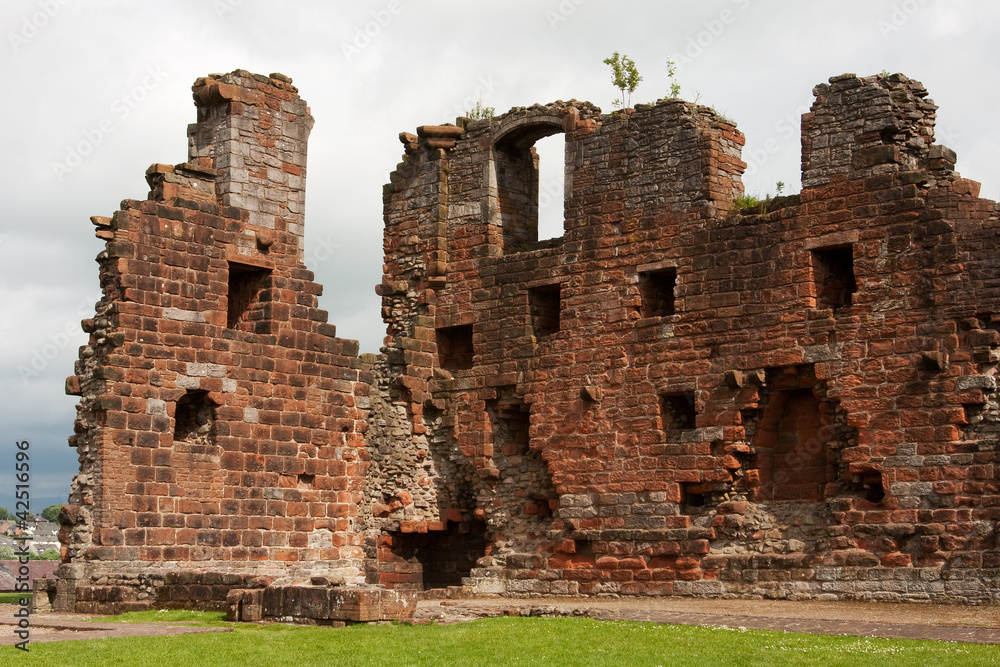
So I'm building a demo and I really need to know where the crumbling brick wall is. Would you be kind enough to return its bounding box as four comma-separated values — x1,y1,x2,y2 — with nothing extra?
371,73,1000,603
51,70,1000,610
51,71,371,613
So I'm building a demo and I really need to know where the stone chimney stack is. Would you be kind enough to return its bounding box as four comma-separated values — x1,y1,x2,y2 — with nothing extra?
184,70,314,258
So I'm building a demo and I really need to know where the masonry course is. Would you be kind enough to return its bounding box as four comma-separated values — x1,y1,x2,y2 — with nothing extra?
41,69,1000,613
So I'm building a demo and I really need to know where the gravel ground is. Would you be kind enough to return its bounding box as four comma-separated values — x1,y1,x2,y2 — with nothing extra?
413,596,1000,644
0,604,231,645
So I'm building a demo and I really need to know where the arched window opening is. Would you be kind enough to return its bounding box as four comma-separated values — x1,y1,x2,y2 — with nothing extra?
493,124,565,254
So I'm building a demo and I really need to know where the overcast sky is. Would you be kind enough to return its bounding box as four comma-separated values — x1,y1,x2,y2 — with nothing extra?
2,0,998,509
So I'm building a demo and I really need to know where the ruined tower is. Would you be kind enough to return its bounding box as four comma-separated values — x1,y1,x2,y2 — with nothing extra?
49,71,371,612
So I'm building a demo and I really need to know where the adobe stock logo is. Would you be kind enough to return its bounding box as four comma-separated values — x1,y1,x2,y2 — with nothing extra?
304,234,341,266
340,0,404,63
876,0,930,39
743,97,813,178
7,0,73,54
213,0,243,18
545,0,587,31
670,0,752,69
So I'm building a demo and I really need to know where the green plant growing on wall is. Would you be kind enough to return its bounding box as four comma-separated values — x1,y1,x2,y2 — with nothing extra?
712,107,735,124
666,57,681,99
733,180,794,214
733,193,761,210
604,52,641,109
465,99,495,121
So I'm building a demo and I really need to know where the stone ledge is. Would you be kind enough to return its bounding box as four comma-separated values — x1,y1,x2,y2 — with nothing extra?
228,585,418,623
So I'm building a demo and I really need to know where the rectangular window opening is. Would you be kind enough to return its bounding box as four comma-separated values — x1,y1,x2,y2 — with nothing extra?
811,246,856,311
227,261,272,331
494,127,566,254
640,268,677,317
529,284,561,338
437,324,474,371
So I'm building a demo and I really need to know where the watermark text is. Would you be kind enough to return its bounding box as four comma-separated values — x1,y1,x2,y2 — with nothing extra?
51,66,168,182
13,439,31,651
8,0,72,54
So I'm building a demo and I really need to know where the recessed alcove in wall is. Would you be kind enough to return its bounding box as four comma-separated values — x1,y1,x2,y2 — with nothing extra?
173,389,222,499
659,391,696,441
640,267,677,317
379,521,489,590
436,324,474,371
811,245,856,311
752,388,829,502
174,389,216,446
227,261,272,331
528,284,561,337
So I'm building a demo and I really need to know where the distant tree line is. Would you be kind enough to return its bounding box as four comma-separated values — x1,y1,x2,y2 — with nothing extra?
0,504,61,522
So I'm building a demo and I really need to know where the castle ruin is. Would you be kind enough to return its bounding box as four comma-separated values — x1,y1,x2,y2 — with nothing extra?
43,69,1000,613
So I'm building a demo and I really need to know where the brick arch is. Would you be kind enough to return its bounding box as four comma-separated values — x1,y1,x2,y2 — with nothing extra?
491,111,568,149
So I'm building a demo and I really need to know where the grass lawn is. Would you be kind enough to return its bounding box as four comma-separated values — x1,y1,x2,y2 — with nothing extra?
0,592,30,604
2,612,995,666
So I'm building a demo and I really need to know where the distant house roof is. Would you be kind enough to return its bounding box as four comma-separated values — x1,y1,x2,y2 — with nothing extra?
0,560,59,592
33,521,58,537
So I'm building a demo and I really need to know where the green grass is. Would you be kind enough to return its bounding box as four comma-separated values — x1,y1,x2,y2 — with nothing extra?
2,615,995,666
0,592,30,604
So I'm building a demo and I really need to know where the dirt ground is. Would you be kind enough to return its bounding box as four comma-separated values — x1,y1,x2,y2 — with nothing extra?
1,596,998,645
0,603,233,644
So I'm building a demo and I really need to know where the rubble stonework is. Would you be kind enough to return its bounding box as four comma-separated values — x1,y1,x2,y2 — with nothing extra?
47,70,1000,612
370,73,1000,603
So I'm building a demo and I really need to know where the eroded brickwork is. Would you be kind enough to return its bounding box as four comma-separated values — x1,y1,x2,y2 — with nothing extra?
51,70,1000,611
51,71,371,613
371,73,1000,603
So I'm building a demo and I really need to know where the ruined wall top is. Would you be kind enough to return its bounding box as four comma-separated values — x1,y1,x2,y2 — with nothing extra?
802,72,955,189
145,70,314,264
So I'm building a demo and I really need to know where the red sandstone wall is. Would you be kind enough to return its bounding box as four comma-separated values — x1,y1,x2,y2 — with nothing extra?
372,74,1000,603
47,70,1000,611
50,71,370,613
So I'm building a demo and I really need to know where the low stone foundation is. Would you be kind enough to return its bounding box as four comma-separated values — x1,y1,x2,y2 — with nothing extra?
33,565,270,615
462,560,1000,604
227,584,417,624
